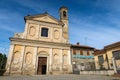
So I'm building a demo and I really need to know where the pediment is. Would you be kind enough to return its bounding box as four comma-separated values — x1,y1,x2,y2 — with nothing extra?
25,13,62,25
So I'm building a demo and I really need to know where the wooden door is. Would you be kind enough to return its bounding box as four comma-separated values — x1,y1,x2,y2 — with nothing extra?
37,57,47,75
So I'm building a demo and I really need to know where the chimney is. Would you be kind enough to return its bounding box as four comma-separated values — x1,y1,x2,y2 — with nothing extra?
77,42,80,45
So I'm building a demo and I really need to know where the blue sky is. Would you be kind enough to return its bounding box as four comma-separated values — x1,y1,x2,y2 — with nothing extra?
1,0,120,55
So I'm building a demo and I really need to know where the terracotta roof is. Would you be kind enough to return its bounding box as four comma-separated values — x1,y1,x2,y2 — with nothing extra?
71,44,94,49
104,41,120,49
94,49,106,56
94,41,120,56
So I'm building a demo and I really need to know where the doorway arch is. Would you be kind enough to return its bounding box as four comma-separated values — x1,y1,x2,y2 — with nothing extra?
36,51,49,75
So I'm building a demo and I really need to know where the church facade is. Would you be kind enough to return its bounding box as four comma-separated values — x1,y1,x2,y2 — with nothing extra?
5,7,72,75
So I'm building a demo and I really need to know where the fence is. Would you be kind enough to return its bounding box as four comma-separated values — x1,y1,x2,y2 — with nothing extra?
73,59,113,71
80,70,114,75
73,59,115,75
73,58,120,75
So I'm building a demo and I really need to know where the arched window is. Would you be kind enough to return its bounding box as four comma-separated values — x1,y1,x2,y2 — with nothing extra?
63,11,67,17
63,54,67,64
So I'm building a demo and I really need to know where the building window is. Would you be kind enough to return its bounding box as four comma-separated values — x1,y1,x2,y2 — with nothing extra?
63,11,66,17
73,49,76,55
87,51,90,56
98,55,104,63
112,50,120,59
41,28,48,37
80,50,83,55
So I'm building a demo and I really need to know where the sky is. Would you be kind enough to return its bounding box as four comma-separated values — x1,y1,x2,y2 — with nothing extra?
0,0,120,55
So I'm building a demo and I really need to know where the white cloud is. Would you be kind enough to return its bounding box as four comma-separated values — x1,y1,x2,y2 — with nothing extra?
0,25,18,33
12,0,57,14
0,46,9,55
0,9,23,20
1,0,120,49
0,9,24,33
69,12,120,49
95,0,120,12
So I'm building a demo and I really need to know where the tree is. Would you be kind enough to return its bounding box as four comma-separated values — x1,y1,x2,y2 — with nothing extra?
0,53,7,69
0,53,7,76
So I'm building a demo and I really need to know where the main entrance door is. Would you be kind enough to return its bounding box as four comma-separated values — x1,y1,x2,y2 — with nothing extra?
37,57,47,75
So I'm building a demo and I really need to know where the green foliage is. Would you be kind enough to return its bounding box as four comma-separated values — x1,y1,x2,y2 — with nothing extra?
0,53,7,69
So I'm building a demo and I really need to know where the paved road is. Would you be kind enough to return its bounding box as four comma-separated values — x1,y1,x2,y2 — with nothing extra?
0,74,120,80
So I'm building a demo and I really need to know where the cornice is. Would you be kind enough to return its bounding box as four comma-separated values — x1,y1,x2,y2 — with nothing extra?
10,37,70,47
24,13,64,26
26,20,63,28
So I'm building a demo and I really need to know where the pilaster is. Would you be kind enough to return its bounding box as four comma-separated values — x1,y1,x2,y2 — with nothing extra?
47,56,49,74
5,44,15,75
34,47,38,74
68,49,73,73
49,48,52,72
60,49,63,72
20,46,25,74
68,50,71,65
36,25,39,39
23,22,29,39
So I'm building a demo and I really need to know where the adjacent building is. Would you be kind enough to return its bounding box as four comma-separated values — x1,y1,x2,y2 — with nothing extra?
71,42,95,71
5,7,72,75
94,42,120,71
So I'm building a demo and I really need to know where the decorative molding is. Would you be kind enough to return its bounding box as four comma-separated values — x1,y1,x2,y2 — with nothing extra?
10,37,71,47
27,20,62,28
54,30,60,39
25,52,33,65
29,26,36,36
12,51,20,65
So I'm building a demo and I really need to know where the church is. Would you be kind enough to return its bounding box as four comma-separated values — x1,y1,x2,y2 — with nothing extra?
5,7,72,75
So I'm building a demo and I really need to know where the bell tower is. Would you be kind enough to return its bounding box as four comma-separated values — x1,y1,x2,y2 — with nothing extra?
59,6,69,43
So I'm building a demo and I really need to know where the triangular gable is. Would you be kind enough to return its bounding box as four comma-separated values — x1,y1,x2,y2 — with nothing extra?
25,13,62,25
